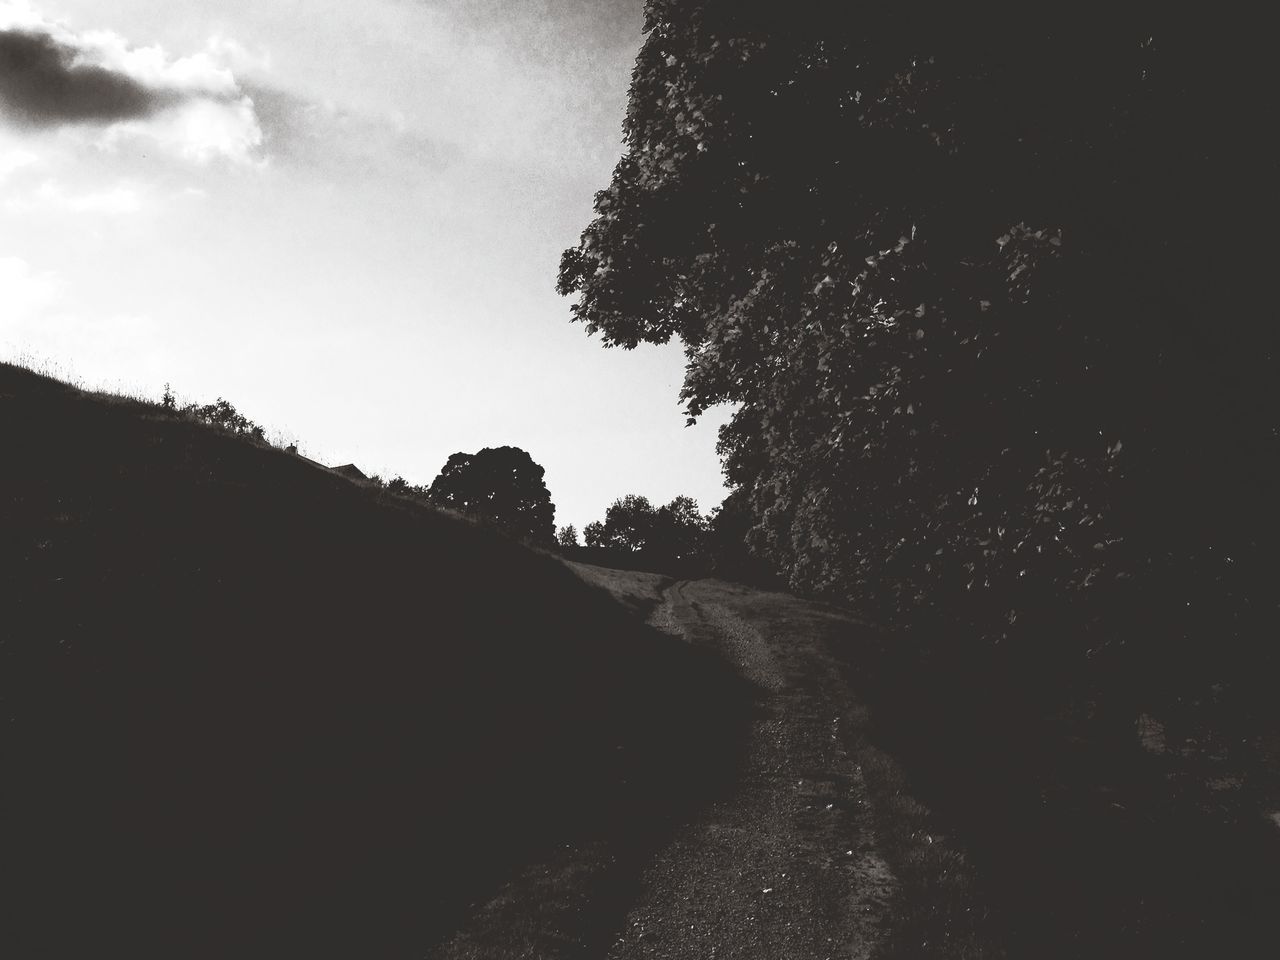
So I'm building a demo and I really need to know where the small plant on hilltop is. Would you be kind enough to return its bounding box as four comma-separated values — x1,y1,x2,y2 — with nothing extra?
181,396,266,442
385,476,432,499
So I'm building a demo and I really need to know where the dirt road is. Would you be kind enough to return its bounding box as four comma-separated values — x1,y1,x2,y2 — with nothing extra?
605,578,896,958
435,568,896,959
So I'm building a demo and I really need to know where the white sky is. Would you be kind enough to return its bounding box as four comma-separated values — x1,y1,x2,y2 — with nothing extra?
0,0,733,531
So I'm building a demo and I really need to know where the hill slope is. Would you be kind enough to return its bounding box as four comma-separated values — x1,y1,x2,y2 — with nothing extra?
0,363,748,958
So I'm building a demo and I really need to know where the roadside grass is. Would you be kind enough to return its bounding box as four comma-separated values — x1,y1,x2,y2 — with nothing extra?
682,580,1006,957
562,560,671,620
0,360,752,958
695,574,1280,957
855,744,1001,959
838,626,1280,960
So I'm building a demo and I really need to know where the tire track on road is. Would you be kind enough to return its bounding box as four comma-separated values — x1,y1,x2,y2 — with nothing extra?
609,579,896,959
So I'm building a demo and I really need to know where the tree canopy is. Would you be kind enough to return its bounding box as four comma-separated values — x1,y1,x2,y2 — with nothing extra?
560,5,1276,692
428,446,556,545
583,493,709,564
588,494,657,552
652,494,709,563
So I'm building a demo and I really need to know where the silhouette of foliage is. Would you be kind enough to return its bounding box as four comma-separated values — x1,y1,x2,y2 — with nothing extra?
584,493,709,565
429,446,556,544
650,494,709,564
592,494,657,552
557,524,580,548
181,396,265,442
706,487,777,586
560,5,1277,707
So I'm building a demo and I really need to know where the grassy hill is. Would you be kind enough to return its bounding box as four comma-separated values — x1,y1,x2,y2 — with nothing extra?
0,362,748,957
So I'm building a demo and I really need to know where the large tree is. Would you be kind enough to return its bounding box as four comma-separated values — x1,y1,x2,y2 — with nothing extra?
428,446,556,544
650,494,709,563
583,493,709,562
591,494,657,552
560,5,1276,693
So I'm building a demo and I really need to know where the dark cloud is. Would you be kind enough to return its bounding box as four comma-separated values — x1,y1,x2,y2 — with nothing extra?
0,28,175,127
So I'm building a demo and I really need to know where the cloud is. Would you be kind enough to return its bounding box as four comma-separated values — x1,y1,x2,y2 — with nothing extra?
246,83,456,177
0,254,58,318
0,142,37,180
99,95,262,165
0,2,262,163
5,178,144,213
0,28,172,124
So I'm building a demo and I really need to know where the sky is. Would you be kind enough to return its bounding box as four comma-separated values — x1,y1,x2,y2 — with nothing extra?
0,0,734,532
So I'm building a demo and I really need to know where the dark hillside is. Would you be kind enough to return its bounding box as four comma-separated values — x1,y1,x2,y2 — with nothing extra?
0,363,750,958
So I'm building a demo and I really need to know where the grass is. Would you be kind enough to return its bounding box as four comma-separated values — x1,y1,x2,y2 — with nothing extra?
0,361,751,958
834,623,1280,960
689,568,1280,957
561,560,670,619
855,744,1002,959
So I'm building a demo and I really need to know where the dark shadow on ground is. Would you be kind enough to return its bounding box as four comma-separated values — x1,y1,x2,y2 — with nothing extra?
0,363,755,958
838,626,1280,959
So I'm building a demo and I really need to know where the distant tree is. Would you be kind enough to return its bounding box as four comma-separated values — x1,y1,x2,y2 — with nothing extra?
183,397,265,442
428,446,556,544
556,524,580,548
592,494,656,551
707,488,777,585
387,476,409,495
650,495,709,563
581,493,708,560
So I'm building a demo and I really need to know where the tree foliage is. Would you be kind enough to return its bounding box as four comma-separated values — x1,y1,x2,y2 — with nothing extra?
556,524,580,548
182,397,265,442
560,5,1276,691
428,446,556,545
584,493,709,564
592,494,657,552
652,494,709,563
583,520,607,548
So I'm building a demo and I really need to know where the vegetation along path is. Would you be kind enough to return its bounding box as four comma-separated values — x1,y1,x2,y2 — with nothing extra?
435,565,903,959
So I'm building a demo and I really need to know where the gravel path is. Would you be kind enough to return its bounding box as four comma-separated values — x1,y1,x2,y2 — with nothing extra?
434,572,895,959
605,580,895,959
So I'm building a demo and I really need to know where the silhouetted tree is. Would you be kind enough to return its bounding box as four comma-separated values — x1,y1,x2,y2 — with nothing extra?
556,524,580,548
428,446,556,544
592,494,656,551
559,4,1277,702
183,397,265,442
706,488,774,585
582,493,709,562
650,495,709,563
